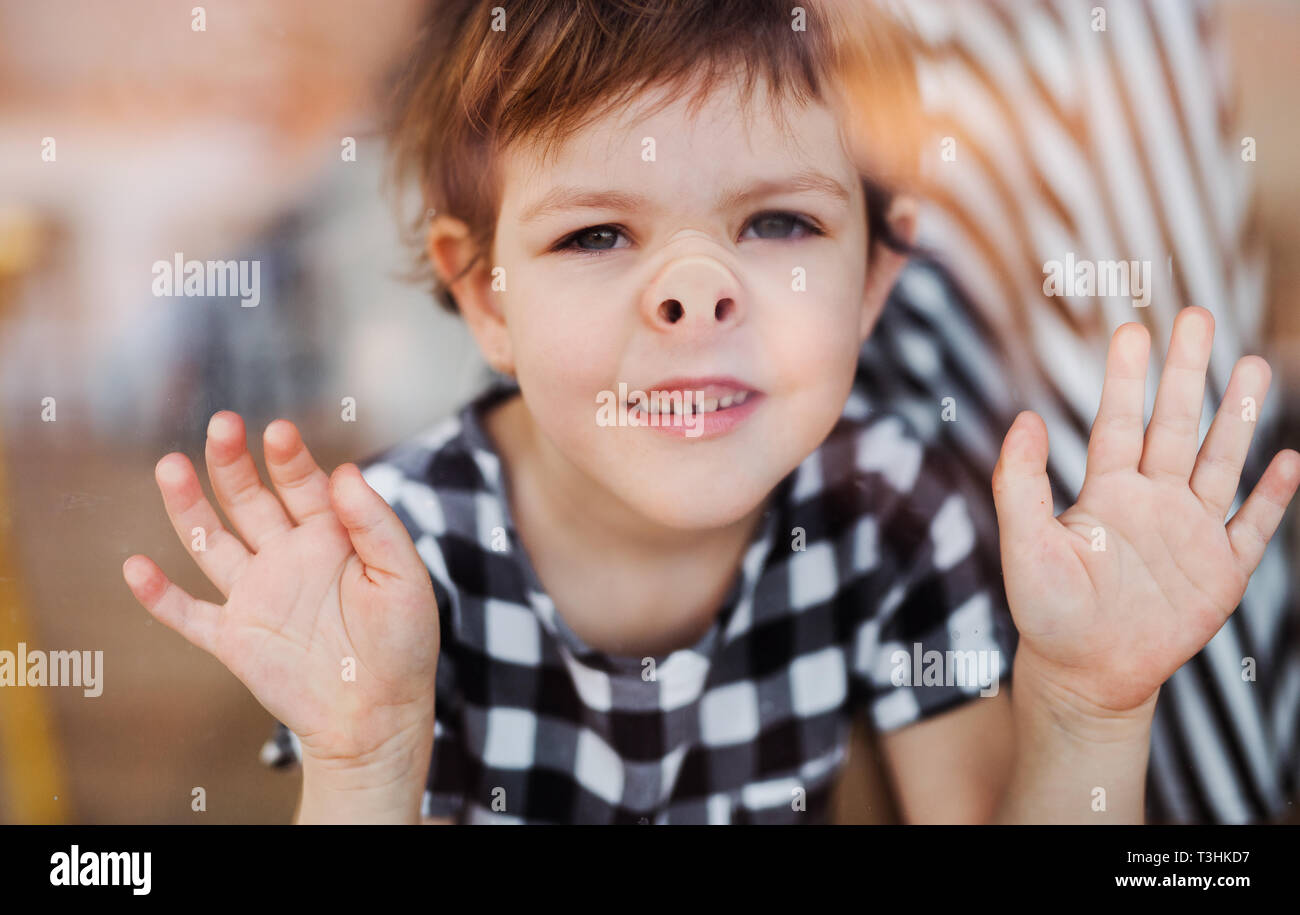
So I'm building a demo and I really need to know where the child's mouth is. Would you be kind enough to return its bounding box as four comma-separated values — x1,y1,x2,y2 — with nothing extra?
622,376,763,439
628,388,751,416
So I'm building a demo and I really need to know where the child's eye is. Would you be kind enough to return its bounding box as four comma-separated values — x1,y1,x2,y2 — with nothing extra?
553,211,824,255
741,211,825,241
556,225,629,254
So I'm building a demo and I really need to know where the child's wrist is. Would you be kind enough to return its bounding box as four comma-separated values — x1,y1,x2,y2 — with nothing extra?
296,728,433,824
1011,648,1157,746
297,774,425,824
997,652,1155,823
298,759,428,824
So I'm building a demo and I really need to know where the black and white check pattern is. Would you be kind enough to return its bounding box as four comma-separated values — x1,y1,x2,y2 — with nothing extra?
262,381,1015,823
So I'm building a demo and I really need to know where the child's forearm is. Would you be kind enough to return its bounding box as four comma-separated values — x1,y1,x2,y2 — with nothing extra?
993,650,1156,824
294,748,431,824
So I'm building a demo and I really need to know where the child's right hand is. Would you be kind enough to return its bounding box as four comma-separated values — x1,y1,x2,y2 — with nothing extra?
123,412,440,778
991,308,1300,721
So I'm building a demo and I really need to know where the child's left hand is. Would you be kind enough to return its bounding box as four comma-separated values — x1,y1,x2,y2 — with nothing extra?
992,306,1300,718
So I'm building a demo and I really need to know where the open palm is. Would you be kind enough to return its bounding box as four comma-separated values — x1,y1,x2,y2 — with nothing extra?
123,412,440,764
993,307,1300,713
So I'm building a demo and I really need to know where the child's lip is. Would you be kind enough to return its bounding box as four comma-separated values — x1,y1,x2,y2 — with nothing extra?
619,374,765,440
637,375,760,400
635,389,763,439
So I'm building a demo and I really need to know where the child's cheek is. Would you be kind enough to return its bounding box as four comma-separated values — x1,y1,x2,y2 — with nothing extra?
758,281,864,446
510,303,619,440
761,278,862,394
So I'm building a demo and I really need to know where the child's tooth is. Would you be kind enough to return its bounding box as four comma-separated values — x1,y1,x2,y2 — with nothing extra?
733,390,748,404
719,395,733,408
701,398,719,413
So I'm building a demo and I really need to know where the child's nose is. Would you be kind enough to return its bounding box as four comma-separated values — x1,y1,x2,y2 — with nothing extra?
640,254,745,335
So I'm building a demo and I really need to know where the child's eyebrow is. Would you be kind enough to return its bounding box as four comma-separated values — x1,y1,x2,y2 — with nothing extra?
518,169,852,225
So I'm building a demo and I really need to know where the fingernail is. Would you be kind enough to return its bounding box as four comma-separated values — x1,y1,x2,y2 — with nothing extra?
122,557,146,588
156,455,186,485
208,411,234,437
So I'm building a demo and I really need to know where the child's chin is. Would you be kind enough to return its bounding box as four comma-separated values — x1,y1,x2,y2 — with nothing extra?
619,478,772,532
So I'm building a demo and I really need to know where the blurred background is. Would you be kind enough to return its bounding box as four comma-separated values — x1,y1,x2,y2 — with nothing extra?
0,0,1297,823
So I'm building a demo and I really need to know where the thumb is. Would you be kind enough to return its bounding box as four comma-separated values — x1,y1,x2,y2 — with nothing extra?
992,411,1055,545
329,463,421,579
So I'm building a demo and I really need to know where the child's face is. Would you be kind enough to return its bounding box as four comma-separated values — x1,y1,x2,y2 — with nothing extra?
459,75,906,530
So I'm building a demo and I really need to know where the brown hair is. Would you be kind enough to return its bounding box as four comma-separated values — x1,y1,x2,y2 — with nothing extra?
386,0,922,314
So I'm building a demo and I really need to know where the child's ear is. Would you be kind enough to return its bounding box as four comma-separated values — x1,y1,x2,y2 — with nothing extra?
427,214,515,376
858,194,918,343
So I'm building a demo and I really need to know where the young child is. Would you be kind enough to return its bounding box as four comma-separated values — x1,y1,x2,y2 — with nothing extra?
122,0,1299,824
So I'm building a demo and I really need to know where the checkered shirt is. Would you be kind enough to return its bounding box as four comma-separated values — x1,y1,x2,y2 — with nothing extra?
261,381,1015,823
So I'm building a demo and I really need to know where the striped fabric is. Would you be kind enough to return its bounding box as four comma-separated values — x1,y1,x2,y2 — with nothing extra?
855,0,1297,822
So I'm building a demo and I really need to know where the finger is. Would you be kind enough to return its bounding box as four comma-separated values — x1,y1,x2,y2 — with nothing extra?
123,554,222,655
330,463,421,581
1139,307,1214,483
264,419,334,524
204,411,294,551
1085,322,1151,477
155,453,251,597
992,410,1056,545
1189,355,1272,520
1226,450,1300,576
